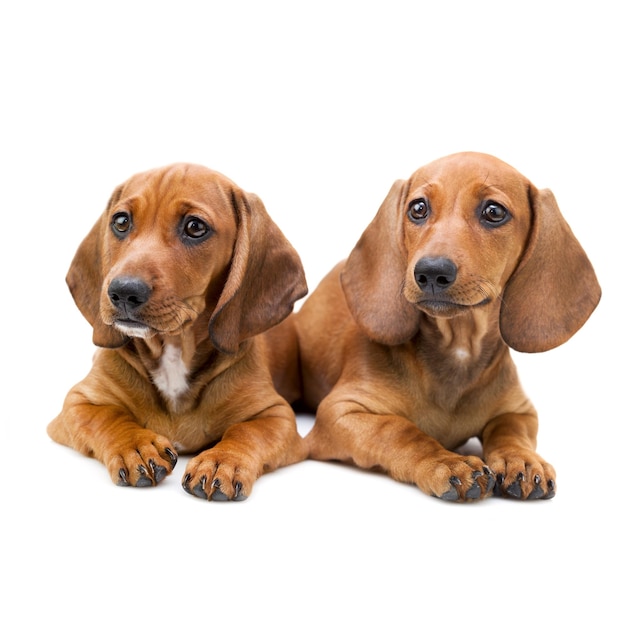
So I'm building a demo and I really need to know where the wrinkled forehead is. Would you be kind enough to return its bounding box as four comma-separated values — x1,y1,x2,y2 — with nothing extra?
407,153,529,201
118,164,236,208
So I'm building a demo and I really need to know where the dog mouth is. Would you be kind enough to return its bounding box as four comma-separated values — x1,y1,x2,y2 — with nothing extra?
110,310,196,338
416,297,491,317
113,319,155,339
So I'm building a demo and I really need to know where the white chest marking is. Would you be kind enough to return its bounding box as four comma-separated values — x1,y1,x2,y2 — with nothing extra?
454,348,471,361
152,344,189,402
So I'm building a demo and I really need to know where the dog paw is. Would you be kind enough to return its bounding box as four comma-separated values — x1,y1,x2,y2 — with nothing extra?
421,455,495,502
182,474,247,501
107,436,178,487
182,449,254,501
487,450,556,500
493,471,556,500
439,467,496,501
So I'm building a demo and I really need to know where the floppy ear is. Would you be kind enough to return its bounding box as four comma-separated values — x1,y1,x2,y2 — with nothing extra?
500,186,601,352
340,179,421,344
66,186,129,348
209,190,308,354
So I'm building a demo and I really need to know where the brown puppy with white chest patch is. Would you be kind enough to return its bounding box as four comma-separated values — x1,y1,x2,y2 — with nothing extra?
47,163,308,500
287,152,600,501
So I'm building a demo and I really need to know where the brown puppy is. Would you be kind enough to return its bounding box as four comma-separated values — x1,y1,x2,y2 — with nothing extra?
290,152,600,502
48,164,308,500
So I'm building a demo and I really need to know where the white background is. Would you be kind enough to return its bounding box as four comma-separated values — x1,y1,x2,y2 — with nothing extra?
2,2,623,624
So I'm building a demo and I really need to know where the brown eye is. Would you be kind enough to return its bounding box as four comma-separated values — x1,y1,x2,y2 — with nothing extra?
111,212,131,236
182,216,211,240
481,202,510,226
407,198,430,223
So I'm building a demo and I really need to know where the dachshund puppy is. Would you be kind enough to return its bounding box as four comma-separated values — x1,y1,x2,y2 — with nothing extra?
288,152,600,502
48,164,308,500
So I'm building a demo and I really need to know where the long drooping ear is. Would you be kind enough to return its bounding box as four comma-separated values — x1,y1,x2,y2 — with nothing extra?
209,190,308,354
500,186,601,352
340,179,421,345
65,186,128,348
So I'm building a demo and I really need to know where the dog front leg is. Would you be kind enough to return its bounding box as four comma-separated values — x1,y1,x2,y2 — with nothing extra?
182,406,307,501
47,401,178,487
306,398,495,502
481,412,556,499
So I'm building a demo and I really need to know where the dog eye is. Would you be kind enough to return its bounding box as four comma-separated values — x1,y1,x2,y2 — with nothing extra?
182,216,211,240
407,198,430,223
111,212,132,236
481,202,510,226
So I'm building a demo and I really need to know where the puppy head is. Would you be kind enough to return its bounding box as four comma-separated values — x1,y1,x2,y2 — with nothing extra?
67,164,307,352
342,152,600,350
400,152,533,318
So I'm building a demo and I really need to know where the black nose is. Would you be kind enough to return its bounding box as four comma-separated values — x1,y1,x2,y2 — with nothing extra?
108,276,152,311
414,257,457,294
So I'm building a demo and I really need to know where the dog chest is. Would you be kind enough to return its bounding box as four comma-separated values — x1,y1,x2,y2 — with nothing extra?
151,343,190,403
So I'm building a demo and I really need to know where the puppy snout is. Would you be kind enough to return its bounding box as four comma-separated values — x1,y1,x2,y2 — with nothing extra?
414,257,457,294
108,276,152,312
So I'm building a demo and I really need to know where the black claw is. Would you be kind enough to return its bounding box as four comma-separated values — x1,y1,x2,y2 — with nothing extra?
506,479,522,498
182,473,193,494
440,476,461,501
192,476,209,499
483,467,496,493
154,466,167,483
210,478,229,501
466,472,481,499
545,479,556,499
527,474,545,499
149,459,167,484
193,484,208,499
165,448,178,468
233,481,247,502
211,488,229,501
494,473,504,497
117,468,130,486
466,481,481,499
440,487,459,501
136,464,153,487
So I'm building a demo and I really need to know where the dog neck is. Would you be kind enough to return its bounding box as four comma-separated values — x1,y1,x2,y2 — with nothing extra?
134,333,195,406
407,307,505,411
120,322,226,411
417,307,502,369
